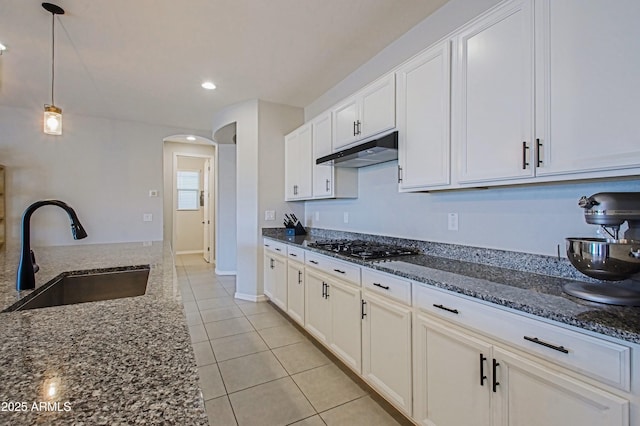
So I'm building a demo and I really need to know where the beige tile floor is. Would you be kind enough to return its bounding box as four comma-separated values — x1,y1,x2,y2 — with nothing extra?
176,254,408,426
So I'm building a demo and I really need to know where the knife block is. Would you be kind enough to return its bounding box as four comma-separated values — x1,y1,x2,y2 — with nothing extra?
285,222,306,236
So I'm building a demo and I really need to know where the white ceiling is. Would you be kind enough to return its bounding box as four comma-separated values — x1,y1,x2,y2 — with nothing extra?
0,0,449,134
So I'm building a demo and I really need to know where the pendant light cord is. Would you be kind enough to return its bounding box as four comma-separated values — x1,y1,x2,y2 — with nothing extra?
51,11,55,106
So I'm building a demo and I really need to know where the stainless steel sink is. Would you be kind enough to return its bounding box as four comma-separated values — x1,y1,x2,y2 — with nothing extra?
4,266,150,312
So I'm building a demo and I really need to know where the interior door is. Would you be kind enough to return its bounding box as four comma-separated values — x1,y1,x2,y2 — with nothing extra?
202,158,210,263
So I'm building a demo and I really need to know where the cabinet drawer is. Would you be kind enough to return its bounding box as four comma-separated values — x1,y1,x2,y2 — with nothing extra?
362,268,411,306
306,252,361,285
287,246,306,262
413,282,631,391
263,239,287,255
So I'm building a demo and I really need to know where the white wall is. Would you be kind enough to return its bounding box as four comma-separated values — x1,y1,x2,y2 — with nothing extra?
211,99,303,300
211,100,261,299
216,144,237,274
258,100,305,230
302,0,640,257
305,163,640,256
175,156,205,253
0,105,199,247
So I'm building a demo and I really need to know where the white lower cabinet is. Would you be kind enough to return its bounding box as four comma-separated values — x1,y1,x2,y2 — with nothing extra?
328,277,362,373
304,268,331,345
492,346,629,426
304,267,362,373
413,312,630,426
413,313,492,426
266,240,636,426
263,252,286,310
286,260,305,326
362,291,412,416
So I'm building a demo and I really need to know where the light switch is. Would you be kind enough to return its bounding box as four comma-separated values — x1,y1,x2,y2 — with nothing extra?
143,213,153,222
264,210,276,221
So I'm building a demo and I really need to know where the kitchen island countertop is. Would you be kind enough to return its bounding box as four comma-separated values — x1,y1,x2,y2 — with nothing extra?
263,230,640,345
0,241,207,425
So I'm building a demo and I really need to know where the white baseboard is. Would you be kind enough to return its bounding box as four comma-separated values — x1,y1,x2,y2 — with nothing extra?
234,292,268,303
175,250,204,255
215,268,237,276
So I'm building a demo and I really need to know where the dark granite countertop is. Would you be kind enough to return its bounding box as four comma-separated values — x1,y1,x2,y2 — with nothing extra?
263,228,640,345
0,242,207,425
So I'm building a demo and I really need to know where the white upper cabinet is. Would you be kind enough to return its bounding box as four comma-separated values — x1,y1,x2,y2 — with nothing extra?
360,74,396,140
453,0,535,184
397,41,452,191
534,0,640,176
311,112,335,198
332,74,396,150
284,124,312,201
333,98,360,149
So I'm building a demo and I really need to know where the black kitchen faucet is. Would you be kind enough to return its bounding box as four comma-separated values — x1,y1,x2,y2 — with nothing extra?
16,200,88,291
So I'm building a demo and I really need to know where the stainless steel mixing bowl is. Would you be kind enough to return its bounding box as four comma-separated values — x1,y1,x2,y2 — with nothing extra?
566,238,640,281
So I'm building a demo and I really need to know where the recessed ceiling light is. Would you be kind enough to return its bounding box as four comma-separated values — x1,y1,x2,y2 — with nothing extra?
186,136,196,141
201,81,216,90
0,42,6,53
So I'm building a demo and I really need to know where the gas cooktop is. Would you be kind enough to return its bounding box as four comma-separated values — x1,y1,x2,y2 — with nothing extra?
307,239,420,261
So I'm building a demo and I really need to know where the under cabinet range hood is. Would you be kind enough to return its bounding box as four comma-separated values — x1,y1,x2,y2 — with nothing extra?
316,131,398,168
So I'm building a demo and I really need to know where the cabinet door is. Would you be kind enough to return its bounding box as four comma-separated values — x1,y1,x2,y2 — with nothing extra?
492,347,629,426
312,112,334,198
333,97,360,149
327,279,362,373
304,269,331,345
296,124,313,199
413,313,492,426
397,41,451,191
263,254,275,298
362,292,412,415
287,261,305,326
534,0,640,176
284,125,312,200
454,0,535,183
271,255,287,311
360,73,396,140
284,131,299,200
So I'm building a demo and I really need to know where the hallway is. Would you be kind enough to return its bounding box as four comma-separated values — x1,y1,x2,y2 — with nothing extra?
175,254,405,426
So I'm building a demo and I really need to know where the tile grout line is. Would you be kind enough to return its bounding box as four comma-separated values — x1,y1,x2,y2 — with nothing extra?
182,254,405,426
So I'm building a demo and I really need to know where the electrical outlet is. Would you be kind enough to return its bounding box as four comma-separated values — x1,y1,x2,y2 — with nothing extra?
314,211,320,221
343,212,349,223
143,213,153,222
142,241,152,247
447,213,458,231
264,210,276,221
148,190,158,197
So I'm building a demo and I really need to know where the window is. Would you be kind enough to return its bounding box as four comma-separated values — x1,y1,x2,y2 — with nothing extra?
177,170,200,210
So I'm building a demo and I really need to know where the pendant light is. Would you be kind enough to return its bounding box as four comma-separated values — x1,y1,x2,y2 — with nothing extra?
42,2,65,136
